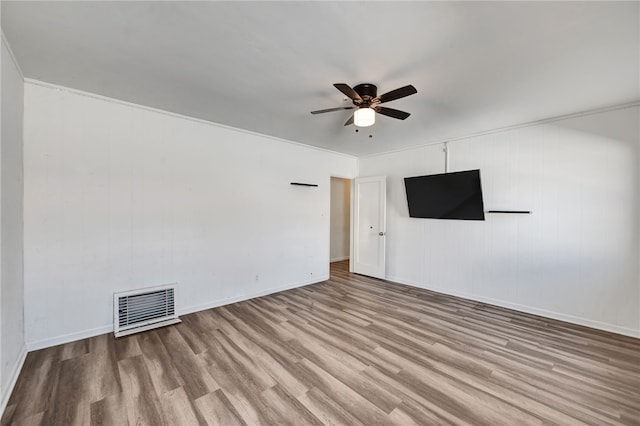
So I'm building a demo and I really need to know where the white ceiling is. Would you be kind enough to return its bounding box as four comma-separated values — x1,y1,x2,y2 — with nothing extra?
2,1,639,157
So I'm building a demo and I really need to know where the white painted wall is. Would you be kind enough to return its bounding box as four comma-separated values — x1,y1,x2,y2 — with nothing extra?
23,82,357,349
1,34,26,413
359,106,640,337
330,177,350,262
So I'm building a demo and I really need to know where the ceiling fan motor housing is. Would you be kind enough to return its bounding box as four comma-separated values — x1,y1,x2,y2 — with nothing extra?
353,84,377,105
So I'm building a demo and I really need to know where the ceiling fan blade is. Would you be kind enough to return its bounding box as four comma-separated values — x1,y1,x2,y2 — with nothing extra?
334,83,363,103
375,85,417,104
374,106,411,120
310,106,356,115
344,114,354,126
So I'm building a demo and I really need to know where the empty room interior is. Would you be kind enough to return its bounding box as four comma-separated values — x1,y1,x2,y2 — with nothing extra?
1,1,639,425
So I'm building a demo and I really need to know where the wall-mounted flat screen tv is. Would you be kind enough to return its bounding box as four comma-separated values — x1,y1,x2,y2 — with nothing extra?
404,169,485,220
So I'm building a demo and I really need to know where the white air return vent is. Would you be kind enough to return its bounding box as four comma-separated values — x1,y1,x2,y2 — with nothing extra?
114,284,181,337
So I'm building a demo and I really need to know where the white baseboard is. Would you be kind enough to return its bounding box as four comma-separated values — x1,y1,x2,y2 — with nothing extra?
1,344,27,418
26,324,114,352
330,256,350,263
386,275,640,339
25,275,329,351
179,275,329,316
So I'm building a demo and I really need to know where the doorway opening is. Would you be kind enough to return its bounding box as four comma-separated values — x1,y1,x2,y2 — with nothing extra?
330,177,352,272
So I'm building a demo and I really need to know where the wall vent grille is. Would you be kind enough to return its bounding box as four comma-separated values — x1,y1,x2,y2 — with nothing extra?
114,284,180,337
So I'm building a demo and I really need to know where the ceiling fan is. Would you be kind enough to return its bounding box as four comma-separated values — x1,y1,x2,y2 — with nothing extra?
311,83,417,127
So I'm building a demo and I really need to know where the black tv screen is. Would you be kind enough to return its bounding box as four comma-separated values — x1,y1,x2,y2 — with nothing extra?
404,169,485,220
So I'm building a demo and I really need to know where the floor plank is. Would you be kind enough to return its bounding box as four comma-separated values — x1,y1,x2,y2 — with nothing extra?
3,260,640,425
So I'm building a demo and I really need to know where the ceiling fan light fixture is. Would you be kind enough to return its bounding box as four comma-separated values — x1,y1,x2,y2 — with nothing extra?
354,107,375,127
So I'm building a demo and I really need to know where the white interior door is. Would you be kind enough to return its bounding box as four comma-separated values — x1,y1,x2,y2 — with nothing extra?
351,176,386,278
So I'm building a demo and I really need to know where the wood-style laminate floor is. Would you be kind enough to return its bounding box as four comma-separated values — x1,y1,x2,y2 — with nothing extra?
3,261,640,425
